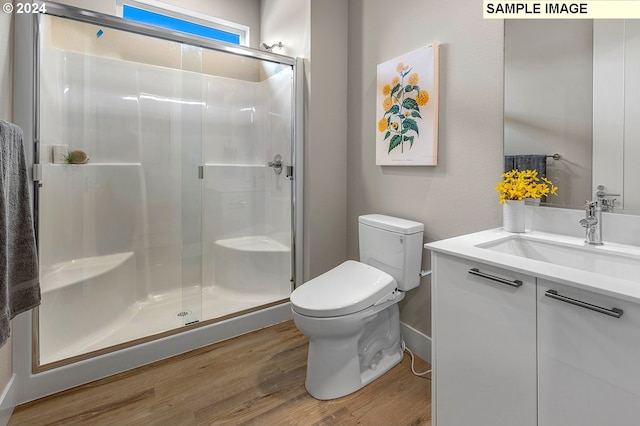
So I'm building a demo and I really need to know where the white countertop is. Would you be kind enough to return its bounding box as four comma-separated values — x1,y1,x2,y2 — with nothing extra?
425,228,640,304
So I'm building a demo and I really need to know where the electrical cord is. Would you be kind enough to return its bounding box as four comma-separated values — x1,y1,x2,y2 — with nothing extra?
401,340,431,378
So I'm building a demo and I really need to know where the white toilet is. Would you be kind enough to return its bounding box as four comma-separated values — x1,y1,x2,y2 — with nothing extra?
290,214,424,400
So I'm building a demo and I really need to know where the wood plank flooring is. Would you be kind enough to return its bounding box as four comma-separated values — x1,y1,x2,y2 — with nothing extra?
9,320,431,425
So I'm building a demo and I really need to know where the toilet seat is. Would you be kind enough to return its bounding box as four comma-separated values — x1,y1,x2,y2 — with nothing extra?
290,260,397,317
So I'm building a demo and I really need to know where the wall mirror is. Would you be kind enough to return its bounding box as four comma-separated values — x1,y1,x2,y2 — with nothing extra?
504,19,640,214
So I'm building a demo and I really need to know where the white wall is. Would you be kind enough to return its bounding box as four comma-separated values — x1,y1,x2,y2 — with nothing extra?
260,0,310,59
0,2,15,417
347,0,504,337
306,0,348,279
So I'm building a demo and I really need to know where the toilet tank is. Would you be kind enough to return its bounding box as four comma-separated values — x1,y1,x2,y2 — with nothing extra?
358,214,424,291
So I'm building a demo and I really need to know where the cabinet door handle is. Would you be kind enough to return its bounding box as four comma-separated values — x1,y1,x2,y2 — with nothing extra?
545,289,624,318
468,268,523,287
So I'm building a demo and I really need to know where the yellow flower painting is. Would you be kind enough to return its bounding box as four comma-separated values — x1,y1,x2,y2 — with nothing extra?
376,44,439,166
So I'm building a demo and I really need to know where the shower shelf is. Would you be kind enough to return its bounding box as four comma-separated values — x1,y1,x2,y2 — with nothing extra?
41,252,135,293
214,235,290,252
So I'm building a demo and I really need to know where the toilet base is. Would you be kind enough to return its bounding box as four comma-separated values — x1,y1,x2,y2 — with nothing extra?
293,300,404,400
305,342,402,400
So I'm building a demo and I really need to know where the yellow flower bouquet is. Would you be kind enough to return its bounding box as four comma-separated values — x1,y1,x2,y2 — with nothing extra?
495,169,558,204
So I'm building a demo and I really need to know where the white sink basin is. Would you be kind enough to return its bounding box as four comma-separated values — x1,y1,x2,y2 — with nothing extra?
477,235,640,282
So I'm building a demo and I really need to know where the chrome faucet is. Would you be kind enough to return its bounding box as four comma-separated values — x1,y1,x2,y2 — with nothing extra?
580,200,603,245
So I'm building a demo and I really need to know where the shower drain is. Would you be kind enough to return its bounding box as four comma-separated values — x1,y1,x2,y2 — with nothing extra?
177,310,192,317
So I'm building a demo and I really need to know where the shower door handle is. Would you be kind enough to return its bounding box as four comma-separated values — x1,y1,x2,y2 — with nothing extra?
268,154,283,175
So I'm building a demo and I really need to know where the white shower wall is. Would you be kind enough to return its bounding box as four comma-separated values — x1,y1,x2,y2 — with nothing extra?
37,30,292,363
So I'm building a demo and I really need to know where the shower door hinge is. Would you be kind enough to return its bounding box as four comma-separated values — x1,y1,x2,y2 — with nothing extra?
198,165,204,180
32,164,42,182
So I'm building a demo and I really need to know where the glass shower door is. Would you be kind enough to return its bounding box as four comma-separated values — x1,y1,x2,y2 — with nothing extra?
200,52,294,322
36,14,204,365
34,11,295,368
177,44,204,327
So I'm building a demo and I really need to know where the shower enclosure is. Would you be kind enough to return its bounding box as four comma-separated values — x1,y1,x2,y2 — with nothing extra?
30,6,299,368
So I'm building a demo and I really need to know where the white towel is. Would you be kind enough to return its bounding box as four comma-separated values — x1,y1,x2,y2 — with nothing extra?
0,121,40,347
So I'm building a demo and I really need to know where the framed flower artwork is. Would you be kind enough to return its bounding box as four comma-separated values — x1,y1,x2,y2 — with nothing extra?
376,43,439,166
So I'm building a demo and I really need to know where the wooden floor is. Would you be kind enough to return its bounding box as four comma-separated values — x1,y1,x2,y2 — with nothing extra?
9,320,431,425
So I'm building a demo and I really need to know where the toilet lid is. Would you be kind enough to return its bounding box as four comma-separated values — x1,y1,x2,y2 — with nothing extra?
290,260,397,317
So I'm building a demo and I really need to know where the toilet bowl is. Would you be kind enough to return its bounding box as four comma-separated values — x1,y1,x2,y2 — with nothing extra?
290,214,424,400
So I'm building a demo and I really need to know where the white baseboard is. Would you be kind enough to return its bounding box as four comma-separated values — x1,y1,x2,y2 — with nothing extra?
400,322,431,363
0,374,16,426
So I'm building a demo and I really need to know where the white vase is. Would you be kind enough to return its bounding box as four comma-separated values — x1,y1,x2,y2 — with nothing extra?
503,199,526,233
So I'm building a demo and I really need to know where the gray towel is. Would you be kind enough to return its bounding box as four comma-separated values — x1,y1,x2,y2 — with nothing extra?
504,154,547,177
0,121,40,347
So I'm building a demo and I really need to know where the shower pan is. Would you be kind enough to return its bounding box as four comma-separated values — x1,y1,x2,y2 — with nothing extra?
26,5,300,370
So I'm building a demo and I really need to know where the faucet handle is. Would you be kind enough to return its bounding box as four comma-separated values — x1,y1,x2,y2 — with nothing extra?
580,216,597,228
596,185,620,198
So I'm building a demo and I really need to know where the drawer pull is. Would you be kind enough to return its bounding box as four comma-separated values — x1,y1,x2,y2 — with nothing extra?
545,289,623,318
468,268,523,287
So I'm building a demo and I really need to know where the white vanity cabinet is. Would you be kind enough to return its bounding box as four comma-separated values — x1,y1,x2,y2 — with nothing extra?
432,252,537,426
538,279,640,426
428,228,640,426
